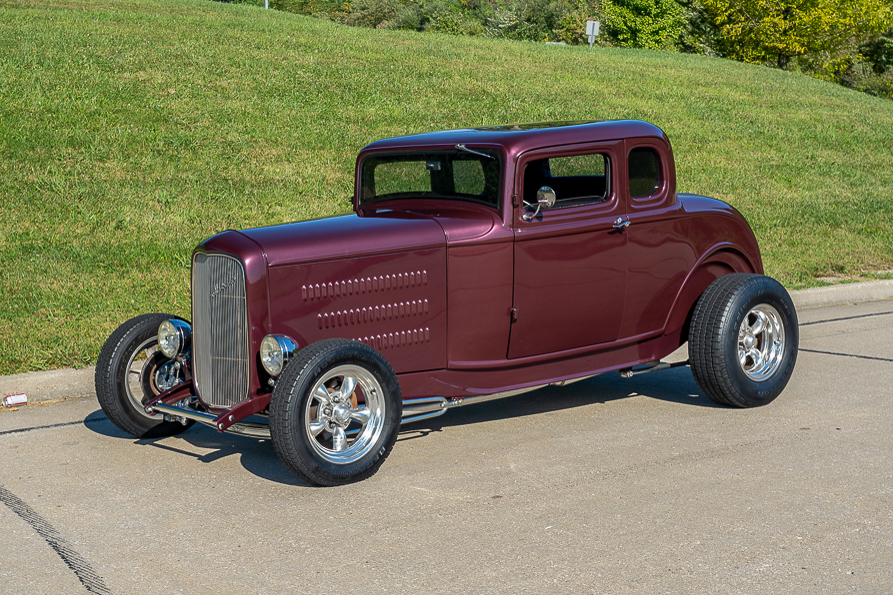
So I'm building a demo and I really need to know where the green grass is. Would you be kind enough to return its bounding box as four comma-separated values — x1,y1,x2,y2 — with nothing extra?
1,0,892,375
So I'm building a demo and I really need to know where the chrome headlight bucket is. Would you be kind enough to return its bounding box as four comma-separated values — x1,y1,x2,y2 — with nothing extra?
260,335,298,377
158,319,192,359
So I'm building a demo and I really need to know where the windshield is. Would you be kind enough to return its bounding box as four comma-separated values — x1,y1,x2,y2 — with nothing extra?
360,149,502,208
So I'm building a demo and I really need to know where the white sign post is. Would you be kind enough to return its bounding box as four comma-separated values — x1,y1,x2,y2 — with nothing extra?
586,20,600,47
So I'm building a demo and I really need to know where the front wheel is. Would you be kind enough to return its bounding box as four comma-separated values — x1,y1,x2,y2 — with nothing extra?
689,274,798,407
269,339,402,486
95,313,194,438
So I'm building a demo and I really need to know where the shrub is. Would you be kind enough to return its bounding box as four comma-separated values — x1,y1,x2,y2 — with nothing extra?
861,30,893,74
832,56,893,99
347,0,399,27
553,0,606,46
602,0,685,49
424,3,487,35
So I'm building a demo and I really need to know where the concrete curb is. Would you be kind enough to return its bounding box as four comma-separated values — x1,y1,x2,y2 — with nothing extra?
788,279,893,310
1,366,96,406
2,279,892,406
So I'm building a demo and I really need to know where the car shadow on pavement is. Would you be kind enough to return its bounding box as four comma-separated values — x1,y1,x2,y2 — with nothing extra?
82,410,314,487
397,365,723,439
139,425,316,486
82,366,719,485
83,409,131,438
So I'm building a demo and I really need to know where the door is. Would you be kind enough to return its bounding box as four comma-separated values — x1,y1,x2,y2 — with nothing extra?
508,144,628,359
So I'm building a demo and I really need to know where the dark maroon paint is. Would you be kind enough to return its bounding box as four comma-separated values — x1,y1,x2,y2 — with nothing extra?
191,121,761,414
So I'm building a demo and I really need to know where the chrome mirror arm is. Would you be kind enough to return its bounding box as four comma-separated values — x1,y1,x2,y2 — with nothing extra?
522,186,557,222
522,204,543,221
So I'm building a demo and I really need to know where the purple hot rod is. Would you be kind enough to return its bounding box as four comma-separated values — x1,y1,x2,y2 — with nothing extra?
96,120,798,485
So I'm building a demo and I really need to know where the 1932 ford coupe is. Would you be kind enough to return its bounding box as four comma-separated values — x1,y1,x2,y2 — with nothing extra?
96,120,798,485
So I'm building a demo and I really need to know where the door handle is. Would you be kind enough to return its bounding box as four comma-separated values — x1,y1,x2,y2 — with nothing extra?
613,217,630,229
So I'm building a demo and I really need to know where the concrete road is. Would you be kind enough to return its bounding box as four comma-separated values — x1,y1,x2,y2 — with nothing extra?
1,299,891,595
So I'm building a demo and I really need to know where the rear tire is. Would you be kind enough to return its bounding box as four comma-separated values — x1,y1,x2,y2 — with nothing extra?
95,313,194,438
689,274,798,407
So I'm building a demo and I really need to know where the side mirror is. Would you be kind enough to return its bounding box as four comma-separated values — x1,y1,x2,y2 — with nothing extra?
522,186,557,221
536,186,557,208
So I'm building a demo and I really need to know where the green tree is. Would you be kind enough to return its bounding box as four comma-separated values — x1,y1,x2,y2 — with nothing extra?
701,0,893,69
861,29,893,73
603,0,686,49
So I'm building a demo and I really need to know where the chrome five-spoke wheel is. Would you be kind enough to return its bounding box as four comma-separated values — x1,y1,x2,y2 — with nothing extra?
270,339,402,486
305,365,386,464
737,304,785,381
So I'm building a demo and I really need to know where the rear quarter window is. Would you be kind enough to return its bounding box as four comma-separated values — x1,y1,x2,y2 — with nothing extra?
628,147,661,198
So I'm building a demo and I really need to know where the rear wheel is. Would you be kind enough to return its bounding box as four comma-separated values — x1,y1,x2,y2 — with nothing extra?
689,274,798,407
95,313,194,438
270,339,402,486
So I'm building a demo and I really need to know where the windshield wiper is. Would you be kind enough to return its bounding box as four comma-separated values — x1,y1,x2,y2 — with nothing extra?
455,144,495,159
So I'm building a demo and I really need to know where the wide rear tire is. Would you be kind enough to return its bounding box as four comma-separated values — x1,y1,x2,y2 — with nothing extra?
689,274,798,407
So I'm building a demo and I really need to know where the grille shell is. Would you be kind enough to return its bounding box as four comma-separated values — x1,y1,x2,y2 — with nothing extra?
192,252,250,409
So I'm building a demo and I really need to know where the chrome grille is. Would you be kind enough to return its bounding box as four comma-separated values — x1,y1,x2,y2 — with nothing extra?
192,253,249,409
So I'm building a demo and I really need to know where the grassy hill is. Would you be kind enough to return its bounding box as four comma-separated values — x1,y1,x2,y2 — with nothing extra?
2,0,892,375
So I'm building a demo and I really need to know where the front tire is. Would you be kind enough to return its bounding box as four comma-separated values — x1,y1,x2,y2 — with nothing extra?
95,313,194,438
689,274,798,407
269,339,402,486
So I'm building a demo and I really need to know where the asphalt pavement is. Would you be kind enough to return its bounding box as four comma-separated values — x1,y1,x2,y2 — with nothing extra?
1,283,891,594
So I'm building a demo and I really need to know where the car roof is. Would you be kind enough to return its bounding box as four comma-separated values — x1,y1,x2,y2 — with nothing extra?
360,120,668,156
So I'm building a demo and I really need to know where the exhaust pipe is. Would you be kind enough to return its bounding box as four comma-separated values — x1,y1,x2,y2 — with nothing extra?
618,360,689,378
399,374,598,425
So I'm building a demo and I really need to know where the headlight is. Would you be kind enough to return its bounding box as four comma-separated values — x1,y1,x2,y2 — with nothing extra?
158,319,192,359
260,335,298,376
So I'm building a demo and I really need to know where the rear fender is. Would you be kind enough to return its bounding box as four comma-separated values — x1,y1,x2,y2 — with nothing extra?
664,249,758,343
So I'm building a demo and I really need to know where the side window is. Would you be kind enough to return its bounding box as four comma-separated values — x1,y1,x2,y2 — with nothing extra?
523,152,610,209
628,147,661,198
549,153,606,178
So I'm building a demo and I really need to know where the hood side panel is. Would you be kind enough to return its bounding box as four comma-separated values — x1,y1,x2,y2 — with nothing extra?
240,214,446,267
267,247,448,374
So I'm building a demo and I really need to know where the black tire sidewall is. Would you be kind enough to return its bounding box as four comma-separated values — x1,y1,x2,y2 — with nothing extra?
270,340,402,486
96,313,192,438
720,277,799,406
